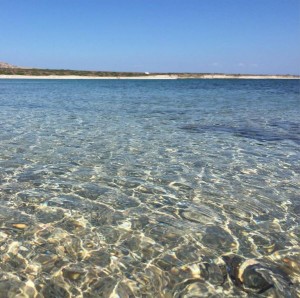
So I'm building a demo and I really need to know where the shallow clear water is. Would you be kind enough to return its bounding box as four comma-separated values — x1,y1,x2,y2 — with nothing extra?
0,79,299,297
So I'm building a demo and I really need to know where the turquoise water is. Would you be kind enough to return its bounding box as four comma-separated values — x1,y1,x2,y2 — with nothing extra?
0,79,299,297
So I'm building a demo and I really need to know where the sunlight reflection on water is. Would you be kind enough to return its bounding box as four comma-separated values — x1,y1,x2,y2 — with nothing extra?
0,79,299,297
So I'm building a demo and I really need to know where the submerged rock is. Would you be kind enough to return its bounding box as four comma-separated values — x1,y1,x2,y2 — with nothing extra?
200,262,227,286
62,268,84,281
42,281,70,298
223,255,272,293
202,226,236,253
222,254,293,295
0,279,24,297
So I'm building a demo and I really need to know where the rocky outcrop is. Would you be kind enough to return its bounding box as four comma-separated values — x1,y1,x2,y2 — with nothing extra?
0,61,19,68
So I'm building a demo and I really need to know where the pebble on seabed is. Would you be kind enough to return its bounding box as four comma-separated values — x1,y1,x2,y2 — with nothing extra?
11,223,28,229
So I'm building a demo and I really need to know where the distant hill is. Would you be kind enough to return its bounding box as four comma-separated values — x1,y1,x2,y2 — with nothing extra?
0,61,20,68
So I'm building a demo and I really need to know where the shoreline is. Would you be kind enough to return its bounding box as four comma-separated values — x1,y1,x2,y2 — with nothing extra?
0,74,299,80
0,75,178,80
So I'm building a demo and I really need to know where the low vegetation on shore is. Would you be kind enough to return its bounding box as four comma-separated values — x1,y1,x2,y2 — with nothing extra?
0,68,148,77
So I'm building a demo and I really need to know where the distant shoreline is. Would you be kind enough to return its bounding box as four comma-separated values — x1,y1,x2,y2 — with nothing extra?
1,63,299,79
0,74,299,80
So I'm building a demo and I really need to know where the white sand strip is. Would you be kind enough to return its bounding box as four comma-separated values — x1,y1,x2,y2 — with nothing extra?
0,75,178,80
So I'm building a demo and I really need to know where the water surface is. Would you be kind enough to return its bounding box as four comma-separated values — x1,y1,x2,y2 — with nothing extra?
0,79,299,297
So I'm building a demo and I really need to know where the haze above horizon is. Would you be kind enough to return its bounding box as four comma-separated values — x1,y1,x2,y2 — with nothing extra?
1,0,300,75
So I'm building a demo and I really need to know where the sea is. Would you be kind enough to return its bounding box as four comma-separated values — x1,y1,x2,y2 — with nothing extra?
0,79,299,297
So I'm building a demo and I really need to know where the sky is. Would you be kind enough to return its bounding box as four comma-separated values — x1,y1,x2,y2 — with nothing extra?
0,0,300,74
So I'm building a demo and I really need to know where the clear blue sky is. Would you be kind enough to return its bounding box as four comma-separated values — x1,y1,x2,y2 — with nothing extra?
0,0,299,74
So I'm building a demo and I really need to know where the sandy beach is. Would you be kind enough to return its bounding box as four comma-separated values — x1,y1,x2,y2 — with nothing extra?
0,74,299,79
0,74,179,80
